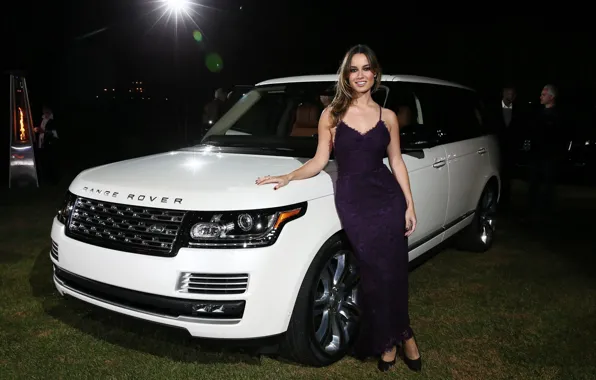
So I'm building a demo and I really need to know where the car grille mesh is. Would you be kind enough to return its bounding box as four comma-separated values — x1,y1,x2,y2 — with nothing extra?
66,196,186,256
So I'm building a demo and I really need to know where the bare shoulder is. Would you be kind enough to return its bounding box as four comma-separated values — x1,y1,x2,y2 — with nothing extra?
381,107,399,130
381,107,398,120
319,106,334,126
321,105,332,117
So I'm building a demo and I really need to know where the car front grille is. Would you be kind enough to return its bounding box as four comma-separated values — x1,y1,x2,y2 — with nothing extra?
65,196,187,256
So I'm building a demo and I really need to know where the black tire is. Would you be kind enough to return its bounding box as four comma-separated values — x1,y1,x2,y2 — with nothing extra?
455,182,498,252
280,234,360,367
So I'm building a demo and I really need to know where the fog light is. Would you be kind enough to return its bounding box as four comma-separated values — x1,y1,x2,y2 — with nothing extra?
190,301,245,318
192,304,224,313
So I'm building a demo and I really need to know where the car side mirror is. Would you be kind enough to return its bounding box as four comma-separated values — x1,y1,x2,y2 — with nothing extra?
400,124,440,151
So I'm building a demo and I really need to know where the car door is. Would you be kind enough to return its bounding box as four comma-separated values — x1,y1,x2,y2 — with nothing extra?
385,81,449,261
413,83,490,232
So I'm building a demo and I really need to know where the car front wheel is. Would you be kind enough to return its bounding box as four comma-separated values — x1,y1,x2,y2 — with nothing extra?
281,235,361,366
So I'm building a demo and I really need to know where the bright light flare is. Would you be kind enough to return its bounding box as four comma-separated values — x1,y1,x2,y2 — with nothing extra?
164,0,189,12
148,0,206,35
147,0,219,38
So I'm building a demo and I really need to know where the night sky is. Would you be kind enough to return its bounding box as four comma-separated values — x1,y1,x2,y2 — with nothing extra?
4,1,596,106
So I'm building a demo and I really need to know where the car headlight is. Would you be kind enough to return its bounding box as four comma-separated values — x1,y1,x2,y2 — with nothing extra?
183,202,307,248
56,191,77,224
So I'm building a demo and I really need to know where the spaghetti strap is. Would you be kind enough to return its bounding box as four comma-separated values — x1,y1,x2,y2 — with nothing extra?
379,105,382,121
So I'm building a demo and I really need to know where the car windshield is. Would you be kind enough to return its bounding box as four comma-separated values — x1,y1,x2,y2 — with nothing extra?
195,81,389,158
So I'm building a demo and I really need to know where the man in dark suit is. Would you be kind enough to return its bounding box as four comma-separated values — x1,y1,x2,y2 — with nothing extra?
490,86,527,209
526,84,566,218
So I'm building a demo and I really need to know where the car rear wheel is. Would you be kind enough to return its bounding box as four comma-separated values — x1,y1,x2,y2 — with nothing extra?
281,235,360,366
455,183,498,252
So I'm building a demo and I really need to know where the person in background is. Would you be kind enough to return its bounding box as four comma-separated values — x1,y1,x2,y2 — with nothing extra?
526,84,565,219
33,105,60,184
202,88,227,126
492,85,526,209
200,88,227,138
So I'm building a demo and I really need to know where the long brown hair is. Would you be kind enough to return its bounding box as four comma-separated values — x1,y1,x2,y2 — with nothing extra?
329,44,382,126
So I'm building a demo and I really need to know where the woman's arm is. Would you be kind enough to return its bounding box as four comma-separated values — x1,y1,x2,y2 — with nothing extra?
385,109,415,209
256,107,334,189
385,108,417,235
287,108,334,180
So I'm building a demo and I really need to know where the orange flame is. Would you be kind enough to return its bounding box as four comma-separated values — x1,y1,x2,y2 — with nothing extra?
18,107,26,141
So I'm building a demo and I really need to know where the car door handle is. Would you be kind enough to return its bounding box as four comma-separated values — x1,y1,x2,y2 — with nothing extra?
432,158,446,168
477,147,487,155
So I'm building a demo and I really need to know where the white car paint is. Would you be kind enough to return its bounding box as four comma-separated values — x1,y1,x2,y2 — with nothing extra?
70,149,334,211
52,194,340,339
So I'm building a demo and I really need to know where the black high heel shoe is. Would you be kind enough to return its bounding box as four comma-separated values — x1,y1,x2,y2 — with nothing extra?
403,352,422,372
377,356,396,372
377,345,398,372
401,338,422,372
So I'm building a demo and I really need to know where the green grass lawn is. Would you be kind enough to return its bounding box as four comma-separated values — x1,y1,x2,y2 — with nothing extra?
1,180,595,379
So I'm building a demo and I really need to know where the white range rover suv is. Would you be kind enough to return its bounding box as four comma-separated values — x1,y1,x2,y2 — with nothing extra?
51,74,500,366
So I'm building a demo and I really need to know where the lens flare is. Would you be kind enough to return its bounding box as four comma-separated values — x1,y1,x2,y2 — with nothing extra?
205,53,223,73
192,30,203,42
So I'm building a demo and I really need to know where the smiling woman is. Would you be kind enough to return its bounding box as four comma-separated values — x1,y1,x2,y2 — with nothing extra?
255,45,422,372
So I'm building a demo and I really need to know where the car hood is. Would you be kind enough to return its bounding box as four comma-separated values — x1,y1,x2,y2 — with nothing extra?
69,148,335,211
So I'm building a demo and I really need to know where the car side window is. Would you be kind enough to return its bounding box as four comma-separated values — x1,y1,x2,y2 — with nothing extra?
412,84,486,143
459,90,487,138
384,83,439,152
385,84,419,130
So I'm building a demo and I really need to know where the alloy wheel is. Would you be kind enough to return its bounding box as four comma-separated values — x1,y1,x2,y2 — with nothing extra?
312,250,360,354
479,188,497,245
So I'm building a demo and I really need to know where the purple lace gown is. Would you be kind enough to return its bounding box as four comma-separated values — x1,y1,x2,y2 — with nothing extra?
333,106,413,358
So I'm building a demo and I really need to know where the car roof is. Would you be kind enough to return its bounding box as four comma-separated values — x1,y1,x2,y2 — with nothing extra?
256,74,474,91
